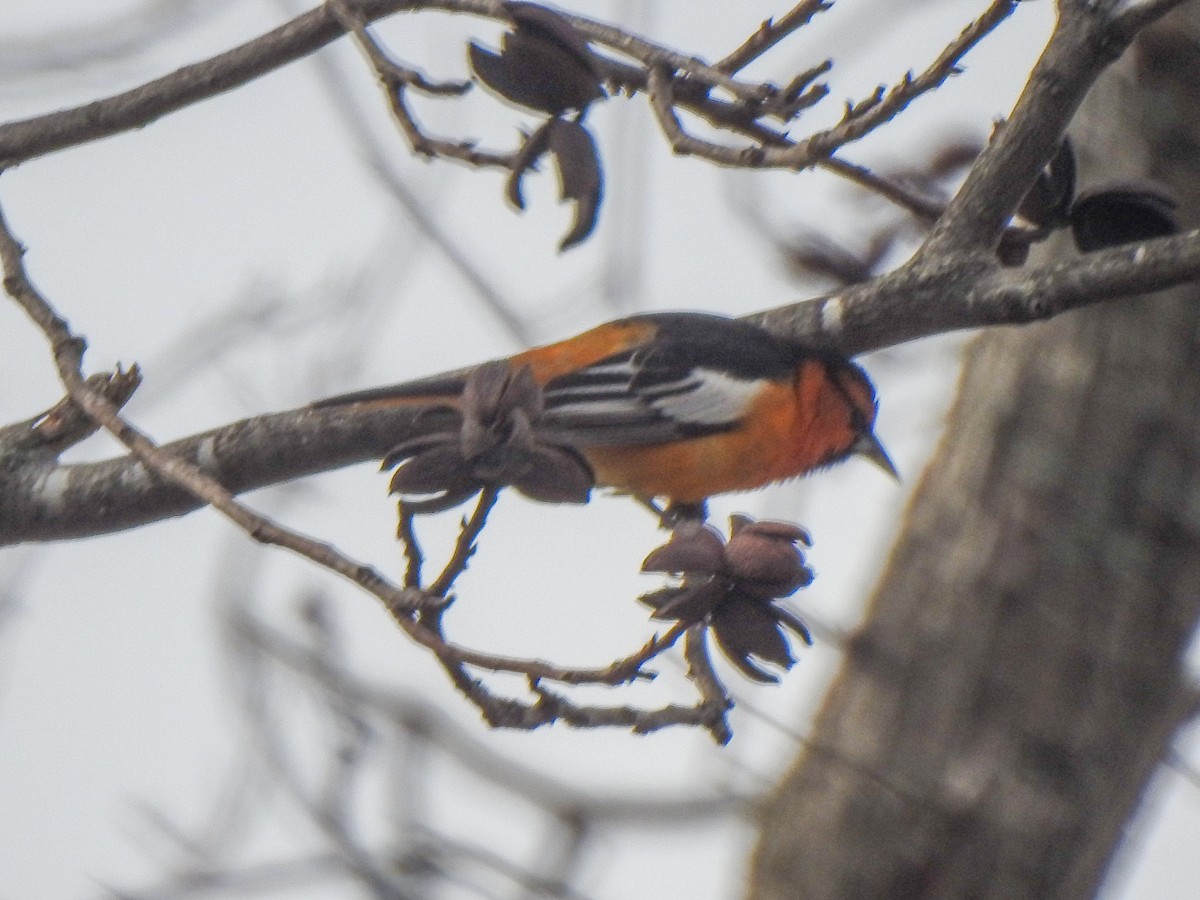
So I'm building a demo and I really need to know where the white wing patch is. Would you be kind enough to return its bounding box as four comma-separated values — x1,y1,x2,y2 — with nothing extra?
579,360,639,379
648,368,762,425
547,397,647,419
547,369,760,427
539,355,765,446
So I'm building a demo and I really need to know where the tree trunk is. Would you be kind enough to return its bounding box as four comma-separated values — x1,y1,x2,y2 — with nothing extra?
750,10,1200,900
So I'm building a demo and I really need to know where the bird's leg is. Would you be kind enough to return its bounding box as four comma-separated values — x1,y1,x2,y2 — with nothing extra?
637,497,709,528
663,500,709,526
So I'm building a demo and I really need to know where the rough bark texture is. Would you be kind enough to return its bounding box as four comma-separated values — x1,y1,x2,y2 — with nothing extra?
750,10,1200,900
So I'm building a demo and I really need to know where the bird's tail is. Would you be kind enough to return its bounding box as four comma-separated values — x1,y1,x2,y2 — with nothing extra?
310,369,471,409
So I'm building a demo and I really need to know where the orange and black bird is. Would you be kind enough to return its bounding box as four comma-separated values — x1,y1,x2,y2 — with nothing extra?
316,312,896,512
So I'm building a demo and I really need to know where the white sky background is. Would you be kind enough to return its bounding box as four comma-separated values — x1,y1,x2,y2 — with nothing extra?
1,1,1198,898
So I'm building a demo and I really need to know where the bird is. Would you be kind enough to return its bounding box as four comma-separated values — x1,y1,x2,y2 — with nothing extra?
314,312,896,513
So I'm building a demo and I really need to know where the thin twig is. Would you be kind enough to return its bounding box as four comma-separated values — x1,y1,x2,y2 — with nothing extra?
563,14,776,104
304,31,535,346
326,0,514,167
587,620,690,685
528,679,738,736
397,504,423,588
683,626,733,744
716,0,834,75
648,0,1018,172
819,155,946,222
0,366,142,458
428,487,500,599
919,0,1136,254
0,0,1002,224
647,65,768,168
0,205,440,645
244,605,752,813
0,202,706,707
795,0,1019,161
327,0,471,96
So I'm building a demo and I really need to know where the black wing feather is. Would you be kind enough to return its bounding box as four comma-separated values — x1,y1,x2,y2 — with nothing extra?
538,313,795,447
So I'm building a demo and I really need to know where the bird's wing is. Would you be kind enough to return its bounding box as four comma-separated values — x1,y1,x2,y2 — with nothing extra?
537,345,767,447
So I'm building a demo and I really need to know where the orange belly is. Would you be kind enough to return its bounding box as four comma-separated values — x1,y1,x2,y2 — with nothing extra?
581,372,855,502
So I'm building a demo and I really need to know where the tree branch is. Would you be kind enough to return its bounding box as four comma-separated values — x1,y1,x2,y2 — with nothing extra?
0,0,824,169
0,199,420,606
4,0,1198,550
1110,0,1194,38
4,225,1199,545
647,1,1019,173
754,228,1200,354
0,201,695,708
918,0,1186,256
715,1,834,75
0,0,1019,227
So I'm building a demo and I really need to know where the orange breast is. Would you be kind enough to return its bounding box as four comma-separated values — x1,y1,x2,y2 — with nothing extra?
581,361,858,503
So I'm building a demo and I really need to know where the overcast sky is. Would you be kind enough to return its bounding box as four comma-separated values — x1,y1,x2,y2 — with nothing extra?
2,2,1198,898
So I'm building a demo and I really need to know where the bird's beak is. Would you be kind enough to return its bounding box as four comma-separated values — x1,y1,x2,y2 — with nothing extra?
854,431,899,481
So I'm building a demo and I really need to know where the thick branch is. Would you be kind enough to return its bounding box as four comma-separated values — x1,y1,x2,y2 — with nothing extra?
4,0,1198,549
752,7,1200,889
4,228,1200,545
920,0,1186,256
751,228,1200,354
0,0,384,167
0,401,423,541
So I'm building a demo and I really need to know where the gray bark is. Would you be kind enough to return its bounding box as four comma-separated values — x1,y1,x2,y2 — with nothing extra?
750,9,1200,900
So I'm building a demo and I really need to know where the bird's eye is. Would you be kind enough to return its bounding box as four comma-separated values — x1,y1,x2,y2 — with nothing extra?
831,369,877,430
